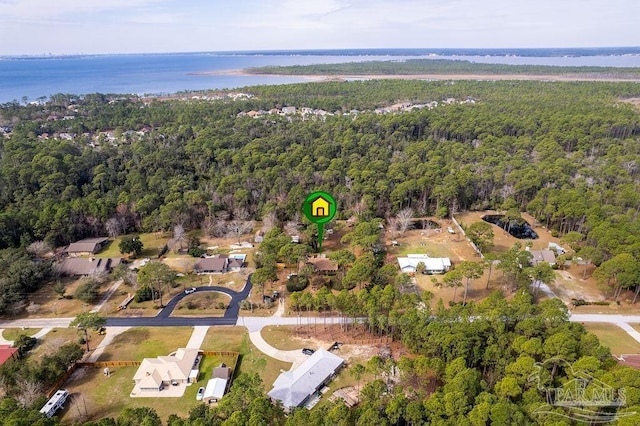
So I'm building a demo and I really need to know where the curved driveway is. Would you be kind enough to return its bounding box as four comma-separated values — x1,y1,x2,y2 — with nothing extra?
105,276,252,327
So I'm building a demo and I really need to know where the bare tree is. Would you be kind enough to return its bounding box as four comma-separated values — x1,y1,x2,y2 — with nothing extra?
105,217,124,237
15,378,43,407
262,210,278,233
284,213,300,236
26,240,51,258
396,208,414,235
352,196,367,217
25,302,40,315
169,224,188,252
9,300,26,316
387,216,398,239
204,210,230,237
226,209,255,243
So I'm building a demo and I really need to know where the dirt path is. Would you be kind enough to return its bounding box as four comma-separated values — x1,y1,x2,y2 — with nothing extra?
91,279,123,313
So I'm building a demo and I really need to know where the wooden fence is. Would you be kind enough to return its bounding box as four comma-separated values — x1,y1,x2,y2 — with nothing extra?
201,351,240,375
46,364,79,398
78,360,141,368
46,351,240,398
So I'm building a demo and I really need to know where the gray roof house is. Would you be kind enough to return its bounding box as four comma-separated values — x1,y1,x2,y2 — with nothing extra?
529,249,557,266
194,257,228,274
55,257,122,276
268,349,344,411
66,237,109,256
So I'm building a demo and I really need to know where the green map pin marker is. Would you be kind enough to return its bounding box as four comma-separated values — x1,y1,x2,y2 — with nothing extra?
303,191,337,253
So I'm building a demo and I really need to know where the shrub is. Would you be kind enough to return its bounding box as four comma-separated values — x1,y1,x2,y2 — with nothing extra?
74,279,100,303
286,276,308,292
13,335,37,357
188,247,206,257
134,285,156,303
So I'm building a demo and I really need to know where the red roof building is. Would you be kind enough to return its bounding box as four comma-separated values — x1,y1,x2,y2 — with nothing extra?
0,345,19,366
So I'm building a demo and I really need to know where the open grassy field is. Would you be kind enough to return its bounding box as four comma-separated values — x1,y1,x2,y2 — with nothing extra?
171,292,231,317
20,276,106,318
261,325,323,351
582,323,640,355
385,217,478,263
26,327,95,363
97,232,170,259
96,327,193,361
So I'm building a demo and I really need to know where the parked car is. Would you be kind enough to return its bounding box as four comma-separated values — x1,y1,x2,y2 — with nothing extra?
185,287,196,294
171,380,179,386
196,387,204,401
302,348,315,355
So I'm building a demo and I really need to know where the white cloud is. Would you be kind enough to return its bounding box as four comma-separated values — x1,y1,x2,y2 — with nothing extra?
0,0,639,54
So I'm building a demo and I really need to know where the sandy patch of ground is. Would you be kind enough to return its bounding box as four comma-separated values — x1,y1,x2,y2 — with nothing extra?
200,70,640,83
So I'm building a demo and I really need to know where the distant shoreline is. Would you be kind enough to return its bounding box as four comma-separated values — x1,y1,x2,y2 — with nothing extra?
192,69,640,83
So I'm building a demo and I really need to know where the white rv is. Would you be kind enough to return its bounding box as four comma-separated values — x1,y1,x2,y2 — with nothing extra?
39,389,69,418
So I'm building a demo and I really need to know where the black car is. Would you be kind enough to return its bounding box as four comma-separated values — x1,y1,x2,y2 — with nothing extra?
302,348,315,355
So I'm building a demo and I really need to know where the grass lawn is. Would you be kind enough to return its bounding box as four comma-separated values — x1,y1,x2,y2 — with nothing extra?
261,325,321,351
61,365,199,423
2,328,40,341
171,292,230,317
201,326,291,391
97,233,170,259
27,328,88,363
582,323,640,355
61,350,240,424
97,327,193,361
23,277,100,318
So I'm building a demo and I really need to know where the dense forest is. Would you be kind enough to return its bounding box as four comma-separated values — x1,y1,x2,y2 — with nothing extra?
3,78,640,423
247,59,640,79
2,80,640,259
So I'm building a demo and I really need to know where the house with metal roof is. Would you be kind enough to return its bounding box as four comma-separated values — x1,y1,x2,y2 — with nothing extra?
529,248,557,266
397,254,451,274
268,349,344,411
66,237,109,256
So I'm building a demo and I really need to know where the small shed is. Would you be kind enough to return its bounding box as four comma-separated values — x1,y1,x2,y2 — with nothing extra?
203,378,228,403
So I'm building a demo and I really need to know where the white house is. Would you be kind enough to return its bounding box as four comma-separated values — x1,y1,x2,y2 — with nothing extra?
397,254,452,274
268,349,344,412
132,348,200,393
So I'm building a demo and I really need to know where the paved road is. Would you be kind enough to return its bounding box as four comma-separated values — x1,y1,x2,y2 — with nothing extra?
105,275,253,326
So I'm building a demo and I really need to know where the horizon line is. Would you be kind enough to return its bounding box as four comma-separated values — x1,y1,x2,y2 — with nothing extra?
2,46,640,59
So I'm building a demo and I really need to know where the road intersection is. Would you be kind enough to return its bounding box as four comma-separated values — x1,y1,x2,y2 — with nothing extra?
2,274,640,362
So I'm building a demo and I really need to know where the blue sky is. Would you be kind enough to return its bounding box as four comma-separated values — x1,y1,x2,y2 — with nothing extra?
1,0,638,55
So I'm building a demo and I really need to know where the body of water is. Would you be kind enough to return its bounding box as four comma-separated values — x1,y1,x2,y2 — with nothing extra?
1,48,640,103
